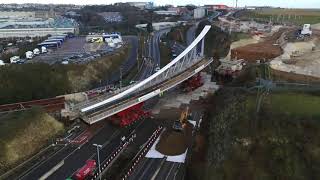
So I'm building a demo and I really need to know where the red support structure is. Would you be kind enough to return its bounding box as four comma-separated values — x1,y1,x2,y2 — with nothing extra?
181,73,204,92
110,102,150,127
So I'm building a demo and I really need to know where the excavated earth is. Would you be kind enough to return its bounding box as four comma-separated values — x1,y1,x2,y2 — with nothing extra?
231,29,286,62
155,122,193,156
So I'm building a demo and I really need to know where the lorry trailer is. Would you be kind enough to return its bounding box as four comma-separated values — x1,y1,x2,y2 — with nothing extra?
73,160,96,180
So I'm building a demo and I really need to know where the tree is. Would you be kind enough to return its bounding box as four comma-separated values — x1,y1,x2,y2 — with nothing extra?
196,21,231,59
146,22,153,33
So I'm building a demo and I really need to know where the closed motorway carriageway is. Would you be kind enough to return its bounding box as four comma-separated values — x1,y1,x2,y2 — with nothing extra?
20,118,155,180
128,159,183,180
19,122,121,180
101,119,159,179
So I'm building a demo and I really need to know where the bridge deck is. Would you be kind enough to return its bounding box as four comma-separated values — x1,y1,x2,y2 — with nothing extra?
81,58,213,124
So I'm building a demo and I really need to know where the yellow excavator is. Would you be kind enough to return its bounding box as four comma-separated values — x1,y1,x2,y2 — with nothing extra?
180,106,189,124
173,106,190,131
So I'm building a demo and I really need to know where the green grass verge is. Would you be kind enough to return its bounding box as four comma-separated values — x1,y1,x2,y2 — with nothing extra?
246,92,320,118
242,9,320,25
230,32,252,42
159,42,171,68
202,90,320,180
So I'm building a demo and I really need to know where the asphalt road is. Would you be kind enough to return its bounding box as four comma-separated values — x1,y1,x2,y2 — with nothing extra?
17,53,155,179
128,158,163,180
150,29,170,68
20,123,119,179
155,161,183,180
186,25,196,46
100,36,138,86
102,118,159,179
127,110,203,180
128,157,184,180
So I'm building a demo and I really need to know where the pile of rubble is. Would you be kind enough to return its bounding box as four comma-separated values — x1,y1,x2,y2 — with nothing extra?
231,30,286,62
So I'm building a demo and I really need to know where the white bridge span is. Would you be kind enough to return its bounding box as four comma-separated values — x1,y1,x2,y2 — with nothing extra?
77,25,212,124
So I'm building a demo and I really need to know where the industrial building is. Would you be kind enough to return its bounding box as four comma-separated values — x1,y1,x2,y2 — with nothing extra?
135,22,180,31
204,4,230,11
0,15,79,38
0,10,55,19
127,2,154,9
154,11,179,16
193,8,207,19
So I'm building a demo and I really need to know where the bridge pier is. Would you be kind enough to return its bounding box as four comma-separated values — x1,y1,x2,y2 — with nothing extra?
200,38,205,57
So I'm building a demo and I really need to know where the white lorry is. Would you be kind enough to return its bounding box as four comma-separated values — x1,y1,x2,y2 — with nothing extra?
41,46,48,53
25,51,34,59
33,48,40,55
10,56,20,63
0,60,5,66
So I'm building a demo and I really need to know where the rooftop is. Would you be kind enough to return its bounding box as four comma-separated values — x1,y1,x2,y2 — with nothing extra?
0,17,78,29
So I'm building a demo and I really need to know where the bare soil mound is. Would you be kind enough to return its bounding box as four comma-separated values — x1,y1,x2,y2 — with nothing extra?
156,122,193,156
231,30,285,62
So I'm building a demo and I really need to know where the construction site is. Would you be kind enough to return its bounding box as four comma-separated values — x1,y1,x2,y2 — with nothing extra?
1,4,320,180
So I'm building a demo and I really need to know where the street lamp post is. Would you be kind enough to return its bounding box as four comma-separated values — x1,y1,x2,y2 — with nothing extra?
120,67,123,89
93,144,102,180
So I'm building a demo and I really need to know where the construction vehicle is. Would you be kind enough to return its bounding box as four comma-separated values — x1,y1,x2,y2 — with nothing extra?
90,37,103,43
173,106,190,131
297,24,312,40
301,24,312,36
215,59,244,78
110,102,150,127
73,160,96,180
181,73,203,92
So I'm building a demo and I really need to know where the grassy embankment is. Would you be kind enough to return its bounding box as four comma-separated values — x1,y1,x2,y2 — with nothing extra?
241,9,320,25
196,21,231,59
0,108,64,173
167,25,191,45
230,32,252,42
159,42,171,68
189,89,320,180
0,45,130,104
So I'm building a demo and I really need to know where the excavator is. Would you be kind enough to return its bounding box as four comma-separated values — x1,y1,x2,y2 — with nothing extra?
173,106,190,131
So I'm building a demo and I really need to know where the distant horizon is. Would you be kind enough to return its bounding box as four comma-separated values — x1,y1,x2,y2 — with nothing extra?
0,0,320,9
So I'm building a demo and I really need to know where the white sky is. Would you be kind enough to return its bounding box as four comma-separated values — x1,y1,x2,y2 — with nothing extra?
1,0,320,8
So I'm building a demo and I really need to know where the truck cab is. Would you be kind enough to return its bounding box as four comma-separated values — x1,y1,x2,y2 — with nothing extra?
301,24,312,36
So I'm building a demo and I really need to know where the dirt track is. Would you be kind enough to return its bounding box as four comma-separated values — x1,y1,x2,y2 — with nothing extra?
231,30,286,62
